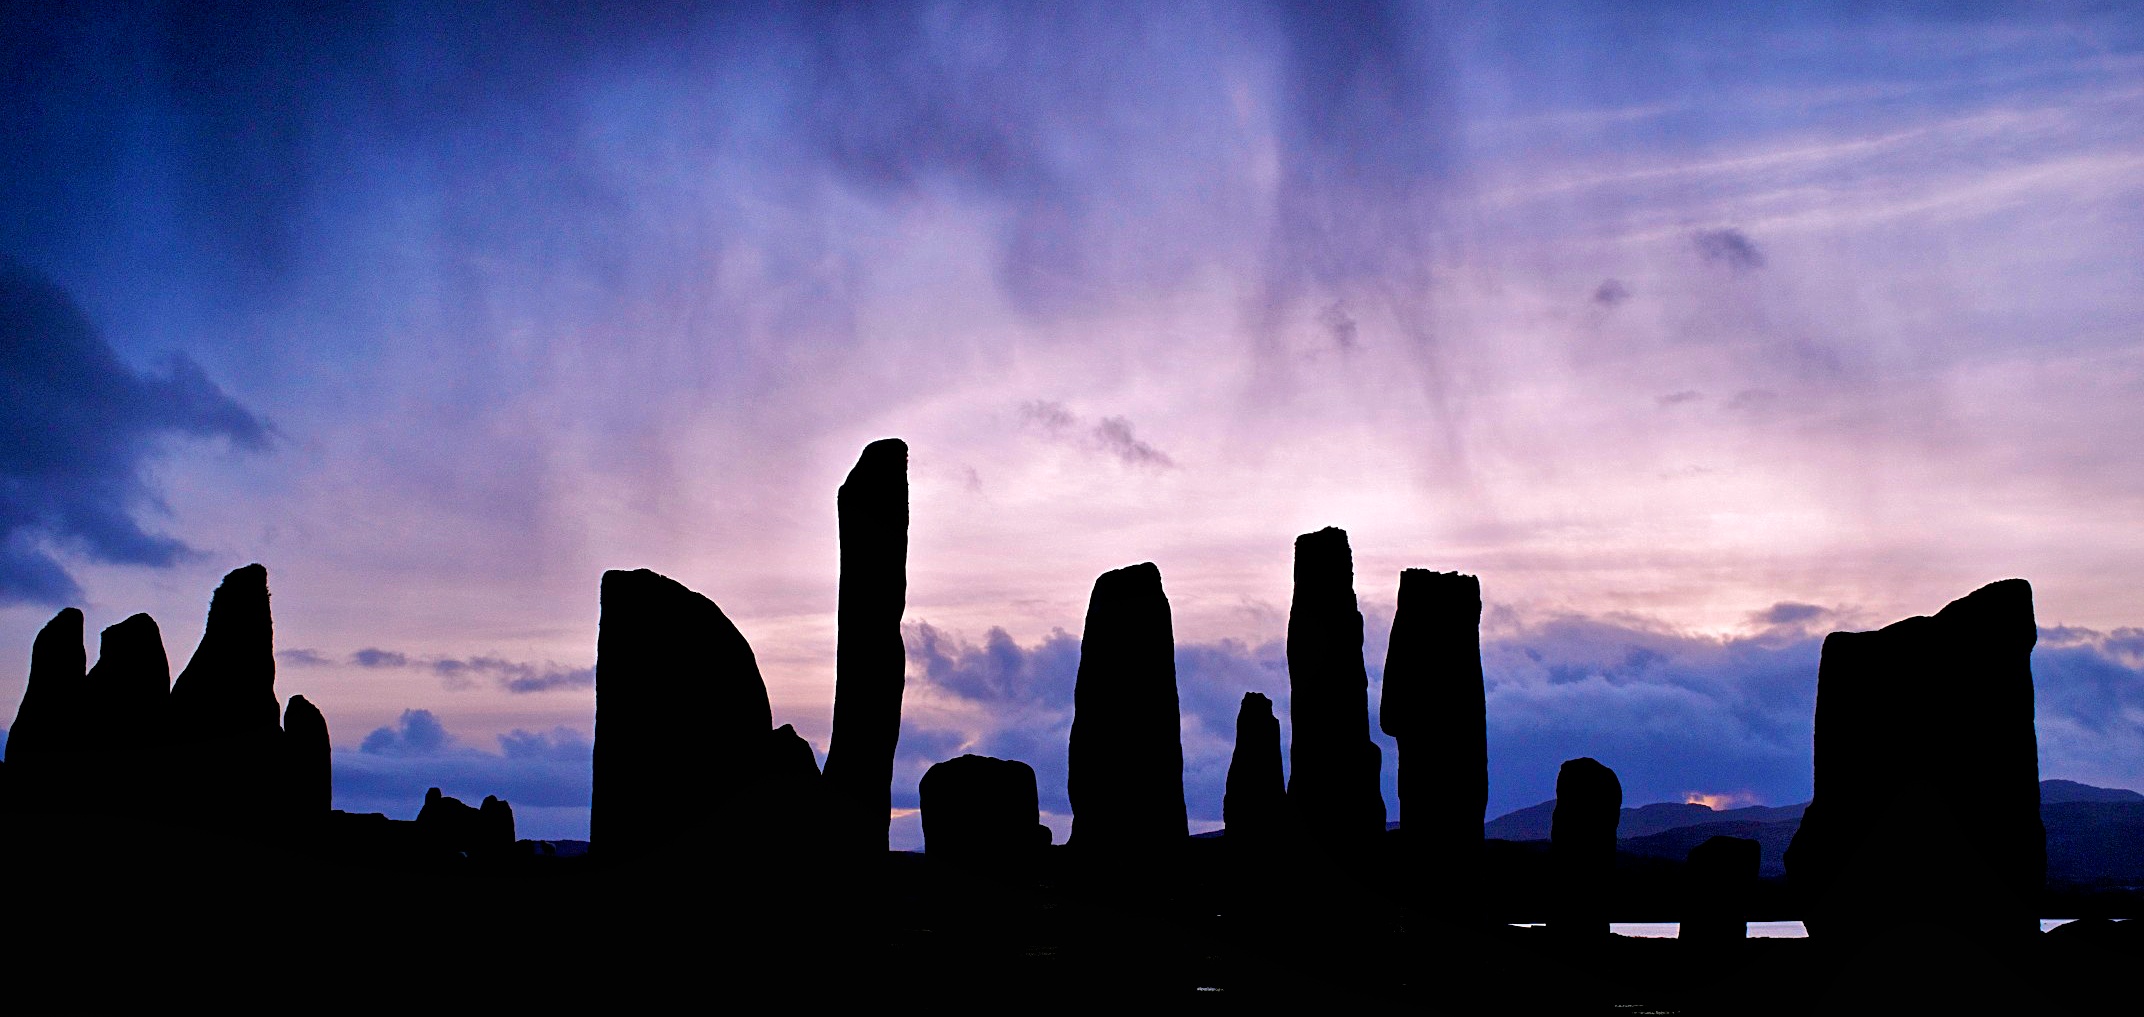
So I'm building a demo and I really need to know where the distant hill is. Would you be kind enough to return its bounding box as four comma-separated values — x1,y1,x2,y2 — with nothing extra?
2041,779,2144,804
1481,780,2144,884
1482,798,1808,842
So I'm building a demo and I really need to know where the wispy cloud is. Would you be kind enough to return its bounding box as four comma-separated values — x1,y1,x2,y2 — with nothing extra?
1019,401,1177,470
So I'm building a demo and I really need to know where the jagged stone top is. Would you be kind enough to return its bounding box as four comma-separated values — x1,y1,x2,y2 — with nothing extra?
1396,567,1481,607
842,438,909,495
171,563,275,706
1292,526,1355,592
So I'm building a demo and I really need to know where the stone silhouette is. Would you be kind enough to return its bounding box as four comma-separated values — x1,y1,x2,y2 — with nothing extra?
280,695,330,819
1285,527,1386,845
1549,756,1622,938
763,723,829,862
1067,562,1187,856
410,787,516,858
1785,579,2044,942
167,564,283,828
1380,568,1486,914
1224,692,1284,849
3,608,87,811
88,613,171,804
591,567,775,861
822,438,909,857
1683,835,1760,945
479,795,516,852
920,754,1051,865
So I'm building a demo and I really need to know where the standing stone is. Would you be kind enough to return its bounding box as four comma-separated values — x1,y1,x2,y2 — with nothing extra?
1549,757,1621,939
479,795,516,854
88,613,170,804
822,438,909,857
1380,568,1486,912
1683,835,1760,945
763,723,828,866
4,608,87,811
592,568,774,862
417,786,479,855
1285,527,1386,846
1785,579,2043,943
279,695,330,819
920,754,1051,865
167,564,282,827
1067,562,1187,855
1224,692,1284,849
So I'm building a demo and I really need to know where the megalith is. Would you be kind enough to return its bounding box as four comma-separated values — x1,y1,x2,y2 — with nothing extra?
1067,562,1187,856
1285,527,1386,846
167,564,283,826
89,613,171,803
822,438,909,857
1785,579,2043,942
591,568,774,861
4,608,87,811
1683,835,1760,945
1549,756,1621,938
920,754,1050,865
1224,692,1284,850
280,695,330,819
1380,568,1486,911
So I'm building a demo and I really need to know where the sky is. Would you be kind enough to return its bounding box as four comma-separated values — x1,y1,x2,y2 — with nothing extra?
4,2,2142,845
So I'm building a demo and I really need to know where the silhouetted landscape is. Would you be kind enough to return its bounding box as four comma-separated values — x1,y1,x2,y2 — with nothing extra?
3,437,2138,1011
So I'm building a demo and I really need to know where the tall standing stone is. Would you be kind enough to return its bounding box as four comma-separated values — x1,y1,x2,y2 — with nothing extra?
1224,692,1284,849
1380,568,1486,912
4,608,87,811
166,564,282,827
1285,527,1386,846
88,613,171,803
1785,579,2043,943
1549,756,1621,939
1067,562,1187,855
279,695,330,819
592,568,774,861
822,438,909,857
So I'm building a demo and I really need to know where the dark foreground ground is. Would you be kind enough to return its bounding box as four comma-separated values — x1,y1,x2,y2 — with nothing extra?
4,823,2135,1012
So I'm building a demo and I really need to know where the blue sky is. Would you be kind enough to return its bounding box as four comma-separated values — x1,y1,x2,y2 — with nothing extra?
4,3,2142,843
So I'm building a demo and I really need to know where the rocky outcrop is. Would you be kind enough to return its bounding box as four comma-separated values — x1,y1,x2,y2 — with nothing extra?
280,695,330,819
1067,562,1186,856
1786,579,2043,943
1380,568,1486,913
592,568,775,861
1285,527,1385,846
822,438,909,857
167,564,283,827
3,608,87,811
1224,692,1284,849
1683,835,1759,945
921,754,1050,865
1550,757,1621,938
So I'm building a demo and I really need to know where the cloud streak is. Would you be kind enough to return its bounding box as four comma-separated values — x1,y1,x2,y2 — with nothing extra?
0,264,270,604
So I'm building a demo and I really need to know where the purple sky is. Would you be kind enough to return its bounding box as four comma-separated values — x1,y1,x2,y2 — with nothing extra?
5,3,2143,844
